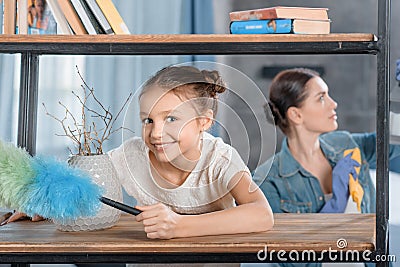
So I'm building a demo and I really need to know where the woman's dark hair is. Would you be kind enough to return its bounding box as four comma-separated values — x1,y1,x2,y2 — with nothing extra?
140,66,226,116
265,68,320,134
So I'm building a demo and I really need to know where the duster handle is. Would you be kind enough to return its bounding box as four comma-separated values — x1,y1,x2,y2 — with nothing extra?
99,196,142,216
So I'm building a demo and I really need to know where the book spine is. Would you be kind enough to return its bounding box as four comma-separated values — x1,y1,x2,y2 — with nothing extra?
47,0,73,34
77,0,104,34
56,0,87,34
95,0,129,34
230,9,277,21
84,0,113,34
25,0,58,34
3,0,17,34
230,19,292,34
17,0,28,34
229,7,329,21
70,0,96,34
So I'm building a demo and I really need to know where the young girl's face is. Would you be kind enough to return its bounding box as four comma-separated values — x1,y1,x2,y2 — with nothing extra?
296,76,338,134
139,88,207,168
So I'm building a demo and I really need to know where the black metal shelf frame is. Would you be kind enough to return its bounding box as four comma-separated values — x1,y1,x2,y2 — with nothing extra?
376,0,391,266
0,251,386,264
3,1,390,266
0,41,379,55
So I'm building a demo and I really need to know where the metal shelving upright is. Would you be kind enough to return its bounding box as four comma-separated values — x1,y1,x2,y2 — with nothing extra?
0,1,391,264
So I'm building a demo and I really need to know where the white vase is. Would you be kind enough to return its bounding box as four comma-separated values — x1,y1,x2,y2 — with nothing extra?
54,154,122,231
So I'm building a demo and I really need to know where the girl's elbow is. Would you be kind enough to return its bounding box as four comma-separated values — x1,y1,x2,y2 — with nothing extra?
263,207,275,231
255,204,274,232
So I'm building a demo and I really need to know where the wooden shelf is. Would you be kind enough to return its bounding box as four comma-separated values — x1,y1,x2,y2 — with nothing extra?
0,34,378,55
0,33,377,42
0,213,375,263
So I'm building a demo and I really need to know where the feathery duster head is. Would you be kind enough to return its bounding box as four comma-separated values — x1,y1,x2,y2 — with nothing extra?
0,139,103,221
21,156,103,221
0,141,35,210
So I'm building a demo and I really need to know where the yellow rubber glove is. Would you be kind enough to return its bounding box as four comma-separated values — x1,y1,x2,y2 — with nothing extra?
343,148,364,211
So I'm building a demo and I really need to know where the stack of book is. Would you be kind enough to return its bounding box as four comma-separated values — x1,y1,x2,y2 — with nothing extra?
2,0,130,35
229,6,331,35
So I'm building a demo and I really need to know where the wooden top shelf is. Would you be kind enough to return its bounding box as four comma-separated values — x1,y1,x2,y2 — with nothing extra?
0,34,378,55
0,33,376,43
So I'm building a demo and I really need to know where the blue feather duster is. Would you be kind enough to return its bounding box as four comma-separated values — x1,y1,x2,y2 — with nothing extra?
0,140,103,221
0,141,35,210
21,157,103,221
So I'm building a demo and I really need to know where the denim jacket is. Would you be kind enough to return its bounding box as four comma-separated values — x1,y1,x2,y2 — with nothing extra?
253,131,400,214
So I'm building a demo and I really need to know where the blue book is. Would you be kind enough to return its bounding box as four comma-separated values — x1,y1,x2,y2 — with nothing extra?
230,19,292,34
230,19,330,34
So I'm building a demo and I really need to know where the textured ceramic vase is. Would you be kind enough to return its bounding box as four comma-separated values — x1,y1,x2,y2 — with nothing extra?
54,154,123,231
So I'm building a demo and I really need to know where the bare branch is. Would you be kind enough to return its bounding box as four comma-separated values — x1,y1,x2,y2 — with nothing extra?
42,66,134,155
101,92,133,143
108,126,135,136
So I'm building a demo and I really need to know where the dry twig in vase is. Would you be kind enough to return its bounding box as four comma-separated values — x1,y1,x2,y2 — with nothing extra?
42,66,133,155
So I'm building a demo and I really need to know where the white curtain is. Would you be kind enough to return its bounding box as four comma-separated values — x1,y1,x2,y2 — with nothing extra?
0,54,15,141
0,3,16,141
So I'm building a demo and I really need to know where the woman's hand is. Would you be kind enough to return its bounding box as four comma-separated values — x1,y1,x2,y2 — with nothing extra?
0,211,44,226
135,203,182,239
320,153,360,213
331,152,360,193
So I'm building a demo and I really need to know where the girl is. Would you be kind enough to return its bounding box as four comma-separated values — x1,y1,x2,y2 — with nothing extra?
1,66,274,238
108,66,273,239
253,68,400,214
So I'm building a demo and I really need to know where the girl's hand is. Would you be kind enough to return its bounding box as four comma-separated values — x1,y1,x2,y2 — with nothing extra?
0,211,44,226
135,203,182,239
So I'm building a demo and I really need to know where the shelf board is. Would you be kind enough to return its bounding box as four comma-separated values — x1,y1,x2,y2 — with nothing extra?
0,213,375,263
0,33,379,55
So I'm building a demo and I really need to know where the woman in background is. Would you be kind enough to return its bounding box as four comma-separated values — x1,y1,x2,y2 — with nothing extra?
251,67,400,267
254,68,400,215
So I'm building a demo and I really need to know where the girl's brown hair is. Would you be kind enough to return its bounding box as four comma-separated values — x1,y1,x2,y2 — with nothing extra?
140,66,227,116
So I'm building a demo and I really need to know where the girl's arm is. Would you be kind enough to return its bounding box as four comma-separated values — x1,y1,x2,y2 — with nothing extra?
252,161,284,213
0,211,44,226
135,171,274,239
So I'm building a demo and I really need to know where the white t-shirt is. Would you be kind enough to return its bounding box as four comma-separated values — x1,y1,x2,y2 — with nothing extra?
108,132,250,215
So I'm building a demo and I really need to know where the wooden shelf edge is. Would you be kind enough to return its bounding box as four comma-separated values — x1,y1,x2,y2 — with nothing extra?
0,33,377,43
